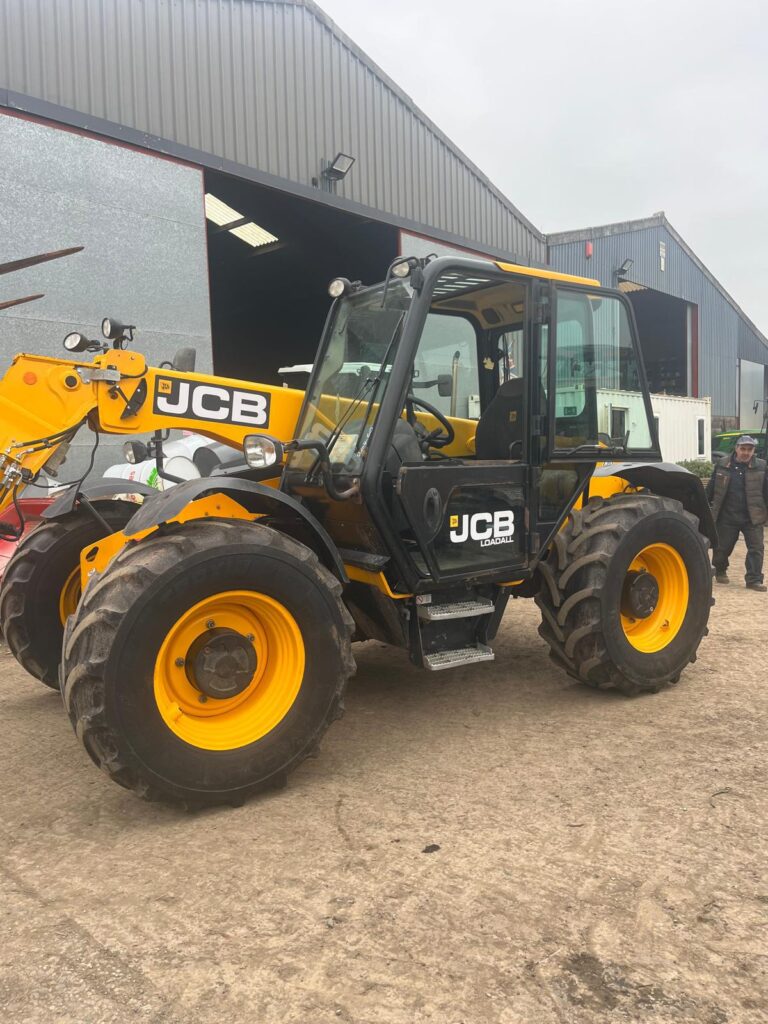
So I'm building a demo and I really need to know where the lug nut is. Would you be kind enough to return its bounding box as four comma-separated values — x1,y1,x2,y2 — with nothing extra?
206,620,215,629
198,694,208,704
246,633,255,642
175,657,185,668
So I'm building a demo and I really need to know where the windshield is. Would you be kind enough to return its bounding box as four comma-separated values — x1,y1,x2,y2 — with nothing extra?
289,280,412,474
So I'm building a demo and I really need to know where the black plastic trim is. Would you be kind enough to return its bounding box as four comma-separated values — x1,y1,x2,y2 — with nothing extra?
591,462,717,543
42,480,158,518
122,477,348,581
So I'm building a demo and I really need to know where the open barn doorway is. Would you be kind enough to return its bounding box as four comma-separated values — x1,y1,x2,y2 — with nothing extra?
204,170,397,387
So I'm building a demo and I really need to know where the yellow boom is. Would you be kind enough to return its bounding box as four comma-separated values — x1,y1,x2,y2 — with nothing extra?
0,347,304,517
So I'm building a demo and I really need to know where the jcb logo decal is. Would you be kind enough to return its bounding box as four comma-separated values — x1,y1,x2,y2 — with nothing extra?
153,378,270,427
449,510,515,547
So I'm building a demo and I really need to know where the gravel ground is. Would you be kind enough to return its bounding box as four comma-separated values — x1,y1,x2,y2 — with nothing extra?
0,535,766,1024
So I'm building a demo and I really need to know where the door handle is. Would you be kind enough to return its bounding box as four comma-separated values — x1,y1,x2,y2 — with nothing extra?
423,487,443,537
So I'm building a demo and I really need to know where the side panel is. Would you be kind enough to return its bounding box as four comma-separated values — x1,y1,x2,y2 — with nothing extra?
0,110,212,479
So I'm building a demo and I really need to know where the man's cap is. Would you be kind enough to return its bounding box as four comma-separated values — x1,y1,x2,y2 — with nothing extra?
735,435,758,447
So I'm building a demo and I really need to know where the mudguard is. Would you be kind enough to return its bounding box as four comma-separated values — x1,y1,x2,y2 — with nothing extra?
123,476,348,581
42,479,159,519
591,462,717,544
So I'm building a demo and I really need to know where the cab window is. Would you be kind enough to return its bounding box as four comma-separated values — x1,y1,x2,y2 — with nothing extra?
412,313,480,420
551,290,654,453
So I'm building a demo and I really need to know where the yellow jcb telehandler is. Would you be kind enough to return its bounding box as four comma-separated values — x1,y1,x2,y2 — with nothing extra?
0,255,715,806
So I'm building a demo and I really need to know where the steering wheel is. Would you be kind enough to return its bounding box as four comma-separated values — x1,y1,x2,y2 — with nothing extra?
406,394,455,450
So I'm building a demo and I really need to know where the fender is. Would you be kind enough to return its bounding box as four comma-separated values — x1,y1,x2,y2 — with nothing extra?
42,479,159,519
591,462,717,545
123,476,347,581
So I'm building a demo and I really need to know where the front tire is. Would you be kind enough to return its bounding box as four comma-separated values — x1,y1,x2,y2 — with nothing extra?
62,519,355,806
0,502,137,688
535,494,712,695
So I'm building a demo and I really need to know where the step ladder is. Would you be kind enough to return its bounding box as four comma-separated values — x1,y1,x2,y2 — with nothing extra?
423,643,495,671
414,595,498,671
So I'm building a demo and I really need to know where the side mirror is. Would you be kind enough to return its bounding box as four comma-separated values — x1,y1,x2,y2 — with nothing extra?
173,347,197,373
243,434,284,470
437,374,452,398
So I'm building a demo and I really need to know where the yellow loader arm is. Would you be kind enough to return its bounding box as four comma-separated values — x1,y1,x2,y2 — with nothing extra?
0,348,304,518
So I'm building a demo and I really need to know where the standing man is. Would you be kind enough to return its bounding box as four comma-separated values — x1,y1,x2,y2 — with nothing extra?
706,435,768,591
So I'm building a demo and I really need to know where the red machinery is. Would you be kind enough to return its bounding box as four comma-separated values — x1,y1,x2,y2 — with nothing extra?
0,498,53,581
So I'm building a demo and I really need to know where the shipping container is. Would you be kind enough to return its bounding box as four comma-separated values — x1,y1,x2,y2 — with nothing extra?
650,393,711,464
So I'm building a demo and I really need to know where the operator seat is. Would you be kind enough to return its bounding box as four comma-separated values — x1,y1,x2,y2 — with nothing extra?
474,378,525,460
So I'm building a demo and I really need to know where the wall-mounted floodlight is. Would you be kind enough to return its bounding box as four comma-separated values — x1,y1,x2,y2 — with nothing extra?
323,153,356,181
613,257,634,287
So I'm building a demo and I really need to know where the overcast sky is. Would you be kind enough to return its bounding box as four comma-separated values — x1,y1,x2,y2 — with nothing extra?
320,0,768,333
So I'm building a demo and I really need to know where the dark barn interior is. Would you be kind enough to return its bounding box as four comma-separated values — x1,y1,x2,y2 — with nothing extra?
204,169,398,386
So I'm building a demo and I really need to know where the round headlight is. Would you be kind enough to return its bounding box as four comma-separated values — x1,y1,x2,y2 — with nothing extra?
328,278,349,298
391,260,411,279
243,434,284,470
63,332,89,352
102,316,128,340
123,440,148,465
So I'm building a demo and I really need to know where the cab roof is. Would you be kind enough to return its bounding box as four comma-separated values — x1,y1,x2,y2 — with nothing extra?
496,261,601,288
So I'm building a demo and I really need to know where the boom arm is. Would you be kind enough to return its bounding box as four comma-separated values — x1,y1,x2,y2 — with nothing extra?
0,348,304,518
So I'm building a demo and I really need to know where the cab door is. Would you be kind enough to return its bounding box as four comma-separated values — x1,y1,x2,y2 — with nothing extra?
392,274,545,584
396,460,529,582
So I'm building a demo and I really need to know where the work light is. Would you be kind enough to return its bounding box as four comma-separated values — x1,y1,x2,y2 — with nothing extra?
63,332,91,353
243,434,284,469
123,441,149,465
102,317,125,340
328,278,350,298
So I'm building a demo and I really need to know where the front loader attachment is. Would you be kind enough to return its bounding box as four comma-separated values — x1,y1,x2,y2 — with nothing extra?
0,353,98,519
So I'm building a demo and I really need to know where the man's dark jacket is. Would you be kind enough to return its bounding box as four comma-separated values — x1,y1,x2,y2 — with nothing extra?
705,454,768,526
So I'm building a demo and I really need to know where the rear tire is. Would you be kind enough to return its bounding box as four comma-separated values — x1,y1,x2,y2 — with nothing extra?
535,494,712,695
0,502,137,688
61,519,355,807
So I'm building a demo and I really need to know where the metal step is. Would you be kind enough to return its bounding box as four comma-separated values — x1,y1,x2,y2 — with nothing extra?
423,644,495,671
418,598,494,622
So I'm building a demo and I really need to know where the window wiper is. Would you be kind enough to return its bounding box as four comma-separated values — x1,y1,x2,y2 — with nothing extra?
302,313,405,482
324,373,379,455
351,312,405,454
557,442,627,457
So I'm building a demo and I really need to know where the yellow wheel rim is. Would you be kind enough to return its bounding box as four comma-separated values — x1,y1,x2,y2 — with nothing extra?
154,590,305,750
58,567,82,625
621,543,688,653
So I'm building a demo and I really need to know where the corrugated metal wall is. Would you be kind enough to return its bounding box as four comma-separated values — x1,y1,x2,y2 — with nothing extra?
0,0,545,264
549,223,768,419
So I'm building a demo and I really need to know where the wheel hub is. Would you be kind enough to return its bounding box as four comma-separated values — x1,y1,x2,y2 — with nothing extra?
186,628,257,699
621,569,659,620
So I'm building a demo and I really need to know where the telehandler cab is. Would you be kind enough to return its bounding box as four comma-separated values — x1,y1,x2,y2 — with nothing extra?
1,256,714,806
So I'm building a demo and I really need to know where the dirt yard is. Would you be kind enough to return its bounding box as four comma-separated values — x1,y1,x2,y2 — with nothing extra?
1,537,766,1024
